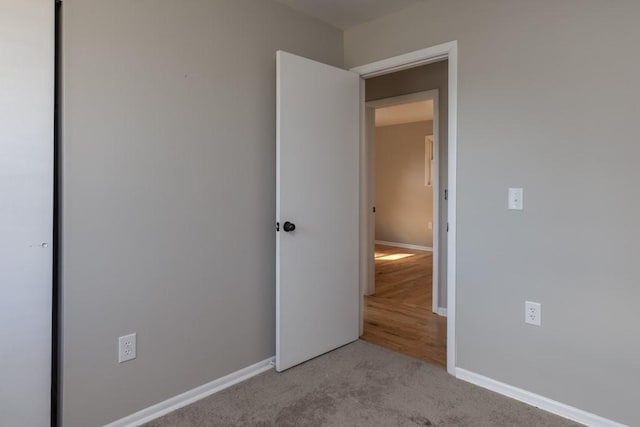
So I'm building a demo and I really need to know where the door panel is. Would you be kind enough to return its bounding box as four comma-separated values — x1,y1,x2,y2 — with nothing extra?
276,51,360,371
0,0,54,425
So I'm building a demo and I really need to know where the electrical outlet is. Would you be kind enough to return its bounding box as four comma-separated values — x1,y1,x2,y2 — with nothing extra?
525,301,541,326
428,221,433,230
118,333,137,363
508,188,524,210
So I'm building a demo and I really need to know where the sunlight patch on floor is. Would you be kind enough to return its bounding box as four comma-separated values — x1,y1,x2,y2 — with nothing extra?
375,253,415,261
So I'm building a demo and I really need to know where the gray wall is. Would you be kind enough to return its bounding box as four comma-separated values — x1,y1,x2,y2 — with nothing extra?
0,1,54,426
375,121,434,247
60,0,342,425
346,1,640,425
367,61,448,307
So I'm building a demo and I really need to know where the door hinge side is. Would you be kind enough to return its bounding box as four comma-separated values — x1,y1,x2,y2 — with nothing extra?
444,189,448,201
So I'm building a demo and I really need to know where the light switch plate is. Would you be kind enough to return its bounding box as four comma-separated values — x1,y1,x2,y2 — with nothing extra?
508,188,524,210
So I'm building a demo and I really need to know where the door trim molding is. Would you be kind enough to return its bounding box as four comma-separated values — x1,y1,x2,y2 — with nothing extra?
351,46,450,79
351,40,458,375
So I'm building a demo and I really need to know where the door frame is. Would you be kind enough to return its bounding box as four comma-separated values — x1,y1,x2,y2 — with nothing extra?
363,90,441,318
351,40,458,375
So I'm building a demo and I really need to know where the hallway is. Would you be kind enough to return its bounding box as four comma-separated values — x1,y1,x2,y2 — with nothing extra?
361,244,447,366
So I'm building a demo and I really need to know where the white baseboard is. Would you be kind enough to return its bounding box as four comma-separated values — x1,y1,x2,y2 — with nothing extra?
375,240,432,252
436,307,447,317
105,357,275,427
455,368,626,427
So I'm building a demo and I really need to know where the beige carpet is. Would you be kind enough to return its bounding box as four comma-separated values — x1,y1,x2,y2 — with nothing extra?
145,341,581,427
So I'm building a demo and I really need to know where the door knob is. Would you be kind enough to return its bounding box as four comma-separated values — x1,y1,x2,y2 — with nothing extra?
283,221,296,232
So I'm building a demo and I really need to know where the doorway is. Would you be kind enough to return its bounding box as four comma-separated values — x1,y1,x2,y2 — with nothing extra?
360,82,447,367
352,42,458,374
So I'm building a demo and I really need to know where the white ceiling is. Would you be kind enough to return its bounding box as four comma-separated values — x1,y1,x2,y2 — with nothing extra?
274,0,424,30
375,100,433,127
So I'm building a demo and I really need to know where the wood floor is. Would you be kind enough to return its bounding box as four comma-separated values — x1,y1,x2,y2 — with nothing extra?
361,244,447,366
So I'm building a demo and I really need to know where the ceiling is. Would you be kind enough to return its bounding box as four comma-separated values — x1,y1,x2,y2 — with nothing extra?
274,0,424,30
375,100,433,127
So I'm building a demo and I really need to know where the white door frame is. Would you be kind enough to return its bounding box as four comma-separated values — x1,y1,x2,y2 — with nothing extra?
351,40,458,375
363,90,441,318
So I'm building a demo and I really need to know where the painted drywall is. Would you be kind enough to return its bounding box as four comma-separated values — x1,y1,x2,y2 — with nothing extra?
60,0,342,425
367,61,448,308
375,100,433,127
0,1,54,426
346,1,640,425
375,121,434,247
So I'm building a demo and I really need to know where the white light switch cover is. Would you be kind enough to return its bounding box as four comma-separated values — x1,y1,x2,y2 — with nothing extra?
508,188,524,210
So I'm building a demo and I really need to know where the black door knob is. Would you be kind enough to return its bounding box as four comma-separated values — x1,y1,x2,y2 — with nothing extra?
283,221,296,232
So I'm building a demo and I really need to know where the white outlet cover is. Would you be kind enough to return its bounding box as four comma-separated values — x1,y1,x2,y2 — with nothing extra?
118,333,137,363
508,188,524,210
525,301,541,326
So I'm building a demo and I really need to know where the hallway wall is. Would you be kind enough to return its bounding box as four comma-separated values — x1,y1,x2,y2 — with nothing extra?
375,120,434,248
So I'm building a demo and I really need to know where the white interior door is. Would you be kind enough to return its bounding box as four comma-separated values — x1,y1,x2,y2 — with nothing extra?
276,51,360,371
0,0,54,425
